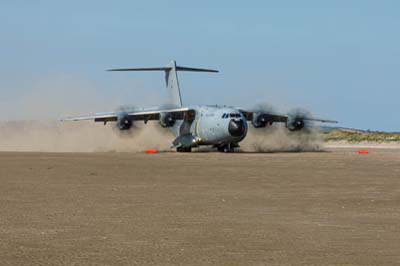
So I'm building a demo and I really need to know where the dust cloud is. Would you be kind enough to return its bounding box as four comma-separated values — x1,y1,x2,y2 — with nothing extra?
0,74,174,152
0,121,323,153
0,121,172,152
0,75,323,153
240,124,323,152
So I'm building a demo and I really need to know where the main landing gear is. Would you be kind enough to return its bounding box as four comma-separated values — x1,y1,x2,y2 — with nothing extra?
176,143,238,153
217,143,235,153
176,147,192,152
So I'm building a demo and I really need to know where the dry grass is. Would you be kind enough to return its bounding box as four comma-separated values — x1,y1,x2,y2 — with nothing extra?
323,130,400,143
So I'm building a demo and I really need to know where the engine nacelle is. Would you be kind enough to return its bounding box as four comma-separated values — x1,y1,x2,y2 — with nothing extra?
252,113,273,128
117,114,133,130
287,118,305,131
287,108,311,131
159,112,176,128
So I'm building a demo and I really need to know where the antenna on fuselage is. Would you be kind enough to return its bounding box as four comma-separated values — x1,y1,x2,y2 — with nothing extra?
108,60,219,107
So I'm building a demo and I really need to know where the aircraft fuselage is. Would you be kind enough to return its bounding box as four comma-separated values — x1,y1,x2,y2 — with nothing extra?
171,106,248,150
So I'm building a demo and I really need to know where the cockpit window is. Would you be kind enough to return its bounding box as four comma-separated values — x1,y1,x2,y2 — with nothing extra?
222,113,241,119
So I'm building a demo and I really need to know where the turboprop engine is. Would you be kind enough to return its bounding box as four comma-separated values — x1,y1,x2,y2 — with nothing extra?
159,112,176,128
250,103,276,128
251,113,274,128
287,108,310,131
117,114,133,130
287,117,305,131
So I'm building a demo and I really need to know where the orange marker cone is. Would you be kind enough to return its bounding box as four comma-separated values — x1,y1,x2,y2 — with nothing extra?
358,150,369,154
146,149,157,154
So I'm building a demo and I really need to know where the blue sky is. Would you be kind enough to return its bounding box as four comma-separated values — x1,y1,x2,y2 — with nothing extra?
0,1,399,131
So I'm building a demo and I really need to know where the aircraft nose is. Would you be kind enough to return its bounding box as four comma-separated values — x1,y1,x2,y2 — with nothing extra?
228,119,246,137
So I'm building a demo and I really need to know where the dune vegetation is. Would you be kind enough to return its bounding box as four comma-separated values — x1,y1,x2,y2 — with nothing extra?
322,130,400,143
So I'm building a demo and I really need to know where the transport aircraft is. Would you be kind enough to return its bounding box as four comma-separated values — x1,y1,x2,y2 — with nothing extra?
63,60,337,152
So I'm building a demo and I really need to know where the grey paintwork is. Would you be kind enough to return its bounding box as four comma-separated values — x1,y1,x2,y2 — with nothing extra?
182,105,247,146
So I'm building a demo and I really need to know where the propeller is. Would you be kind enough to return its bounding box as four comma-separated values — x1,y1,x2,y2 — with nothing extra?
112,105,141,137
158,104,180,129
287,108,312,132
251,103,277,128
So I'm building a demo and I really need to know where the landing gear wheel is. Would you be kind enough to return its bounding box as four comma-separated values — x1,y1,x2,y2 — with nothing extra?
177,147,192,153
217,144,234,153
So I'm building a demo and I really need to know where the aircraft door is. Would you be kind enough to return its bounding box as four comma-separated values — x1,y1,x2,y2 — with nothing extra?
180,110,196,135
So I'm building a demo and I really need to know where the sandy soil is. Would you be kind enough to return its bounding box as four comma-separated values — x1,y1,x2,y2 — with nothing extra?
325,141,400,149
0,149,400,266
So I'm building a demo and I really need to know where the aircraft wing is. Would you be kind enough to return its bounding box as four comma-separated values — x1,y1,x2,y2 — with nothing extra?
240,110,287,123
239,109,338,124
296,116,338,123
61,107,191,123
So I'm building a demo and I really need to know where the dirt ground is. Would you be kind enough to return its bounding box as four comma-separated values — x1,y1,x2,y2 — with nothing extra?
0,149,399,266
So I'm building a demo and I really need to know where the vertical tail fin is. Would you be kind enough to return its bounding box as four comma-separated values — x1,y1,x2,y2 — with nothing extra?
108,60,218,108
165,60,183,107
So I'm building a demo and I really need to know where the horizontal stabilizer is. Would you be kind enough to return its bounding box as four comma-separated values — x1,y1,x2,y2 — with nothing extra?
108,65,218,73
175,66,218,73
107,60,218,107
108,67,171,72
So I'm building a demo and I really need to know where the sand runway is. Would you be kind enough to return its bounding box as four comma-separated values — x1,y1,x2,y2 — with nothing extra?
0,149,399,265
